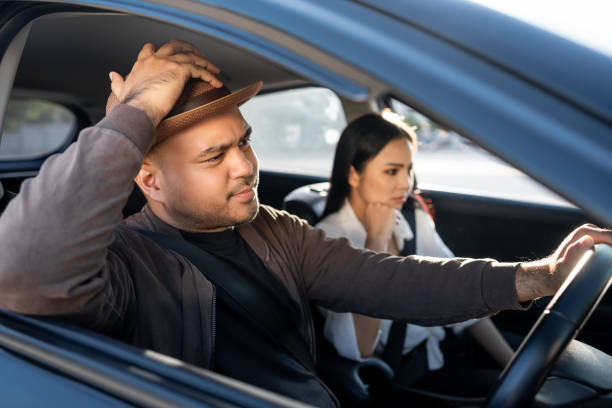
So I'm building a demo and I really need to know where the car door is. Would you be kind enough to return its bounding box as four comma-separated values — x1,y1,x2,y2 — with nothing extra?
0,0,610,406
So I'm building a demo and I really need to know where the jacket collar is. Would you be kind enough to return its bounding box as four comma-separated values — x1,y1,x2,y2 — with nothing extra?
123,204,184,236
124,203,270,261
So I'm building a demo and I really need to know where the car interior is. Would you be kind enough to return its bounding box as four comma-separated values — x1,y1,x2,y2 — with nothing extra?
0,5,611,408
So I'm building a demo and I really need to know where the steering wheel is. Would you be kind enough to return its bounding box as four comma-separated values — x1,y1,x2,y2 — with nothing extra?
484,244,612,408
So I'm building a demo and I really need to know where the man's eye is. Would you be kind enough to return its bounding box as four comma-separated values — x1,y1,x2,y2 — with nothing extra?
205,153,223,163
239,137,252,148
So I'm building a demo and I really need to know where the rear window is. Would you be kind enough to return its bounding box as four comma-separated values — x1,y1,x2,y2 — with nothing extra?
0,98,76,161
240,87,346,176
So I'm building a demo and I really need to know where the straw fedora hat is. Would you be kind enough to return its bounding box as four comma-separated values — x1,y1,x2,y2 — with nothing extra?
106,79,263,145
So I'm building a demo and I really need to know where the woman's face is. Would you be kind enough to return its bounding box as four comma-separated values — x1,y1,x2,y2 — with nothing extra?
349,137,414,210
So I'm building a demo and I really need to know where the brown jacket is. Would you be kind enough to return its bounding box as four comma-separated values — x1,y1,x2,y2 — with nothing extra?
0,104,524,369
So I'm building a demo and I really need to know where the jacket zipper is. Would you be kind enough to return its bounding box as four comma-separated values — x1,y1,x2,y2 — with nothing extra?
303,305,339,407
209,287,217,369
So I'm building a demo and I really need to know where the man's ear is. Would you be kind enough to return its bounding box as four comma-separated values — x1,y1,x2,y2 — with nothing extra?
134,160,165,202
348,165,361,189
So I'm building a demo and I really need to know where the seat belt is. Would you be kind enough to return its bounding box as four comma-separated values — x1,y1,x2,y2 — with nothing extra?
136,230,316,373
382,205,416,373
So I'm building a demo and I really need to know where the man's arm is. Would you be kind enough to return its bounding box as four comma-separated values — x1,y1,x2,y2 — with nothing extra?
0,105,152,326
294,216,521,325
0,40,221,329
292,213,612,325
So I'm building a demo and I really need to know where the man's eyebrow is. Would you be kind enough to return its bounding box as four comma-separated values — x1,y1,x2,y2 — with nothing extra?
196,142,232,160
195,125,252,161
242,125,252,139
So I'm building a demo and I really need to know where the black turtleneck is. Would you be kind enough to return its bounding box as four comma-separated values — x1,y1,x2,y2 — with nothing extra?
181,227,337,407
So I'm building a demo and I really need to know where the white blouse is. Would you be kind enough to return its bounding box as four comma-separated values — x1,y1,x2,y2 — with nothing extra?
316,199,476,370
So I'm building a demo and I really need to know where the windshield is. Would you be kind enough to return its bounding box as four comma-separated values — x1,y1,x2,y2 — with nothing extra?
468,0,612,58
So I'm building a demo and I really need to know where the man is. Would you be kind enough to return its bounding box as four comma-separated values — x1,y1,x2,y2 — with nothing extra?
0,40,610,406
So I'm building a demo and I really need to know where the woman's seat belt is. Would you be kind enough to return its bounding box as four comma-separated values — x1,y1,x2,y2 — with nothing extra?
382,206,417,374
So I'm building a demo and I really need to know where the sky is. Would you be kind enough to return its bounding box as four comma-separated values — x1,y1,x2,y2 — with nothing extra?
467,0,612,57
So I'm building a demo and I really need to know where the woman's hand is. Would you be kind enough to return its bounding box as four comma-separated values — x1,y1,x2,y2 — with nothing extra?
363,202,397,252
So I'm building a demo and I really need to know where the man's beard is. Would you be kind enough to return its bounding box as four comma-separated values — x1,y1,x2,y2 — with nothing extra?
165,175,260,232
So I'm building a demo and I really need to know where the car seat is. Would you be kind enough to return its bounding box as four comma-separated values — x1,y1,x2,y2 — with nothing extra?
122,184,147,218
0,181,16,213
282,182,329,225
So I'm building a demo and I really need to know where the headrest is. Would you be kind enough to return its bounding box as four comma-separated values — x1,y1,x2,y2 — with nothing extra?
282,182,329,225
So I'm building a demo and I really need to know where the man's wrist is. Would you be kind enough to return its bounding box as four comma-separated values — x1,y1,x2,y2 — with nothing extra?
125,98,161,127
515,259,552,303
100,104,157,155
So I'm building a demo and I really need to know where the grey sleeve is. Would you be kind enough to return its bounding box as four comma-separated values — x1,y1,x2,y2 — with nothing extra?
0,104,155,331
296,219,526,326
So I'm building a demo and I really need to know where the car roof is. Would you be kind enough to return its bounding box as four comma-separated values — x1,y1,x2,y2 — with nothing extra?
14,13,308,121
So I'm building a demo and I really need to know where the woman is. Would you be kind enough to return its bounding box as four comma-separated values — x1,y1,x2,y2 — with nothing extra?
316,110,514,396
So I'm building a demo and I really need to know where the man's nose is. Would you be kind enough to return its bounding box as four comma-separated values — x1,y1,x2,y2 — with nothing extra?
229,148,254,179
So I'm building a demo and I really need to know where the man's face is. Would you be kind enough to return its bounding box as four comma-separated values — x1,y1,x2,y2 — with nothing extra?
147,106,259,232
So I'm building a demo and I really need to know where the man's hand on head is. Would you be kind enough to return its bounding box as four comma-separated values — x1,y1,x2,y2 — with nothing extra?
515,224,612,303
109,40,223,126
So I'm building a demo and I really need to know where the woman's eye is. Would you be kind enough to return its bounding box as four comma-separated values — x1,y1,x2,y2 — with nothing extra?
386,169,398,175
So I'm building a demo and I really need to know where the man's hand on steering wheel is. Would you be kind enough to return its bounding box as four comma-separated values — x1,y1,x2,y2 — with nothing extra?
515,224,612,303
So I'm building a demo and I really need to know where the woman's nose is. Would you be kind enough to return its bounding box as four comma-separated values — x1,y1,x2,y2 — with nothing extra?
399,172,413,190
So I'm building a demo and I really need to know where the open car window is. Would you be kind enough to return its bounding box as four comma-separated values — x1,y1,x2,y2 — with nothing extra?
240,87,346,176
241,85,571,207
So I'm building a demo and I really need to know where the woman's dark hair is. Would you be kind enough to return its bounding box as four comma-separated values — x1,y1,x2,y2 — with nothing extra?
322,112,417,219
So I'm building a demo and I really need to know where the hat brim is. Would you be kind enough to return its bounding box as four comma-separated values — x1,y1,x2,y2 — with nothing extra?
154,80,263,145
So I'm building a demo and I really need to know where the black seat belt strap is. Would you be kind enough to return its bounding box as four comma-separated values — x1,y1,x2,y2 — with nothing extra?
136,230,315,373
383,205,417,373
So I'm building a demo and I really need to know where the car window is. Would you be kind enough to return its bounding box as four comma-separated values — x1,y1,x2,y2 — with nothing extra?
387,97,570,206
0,98,76,161
241,86,569,207
240,87,346,176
